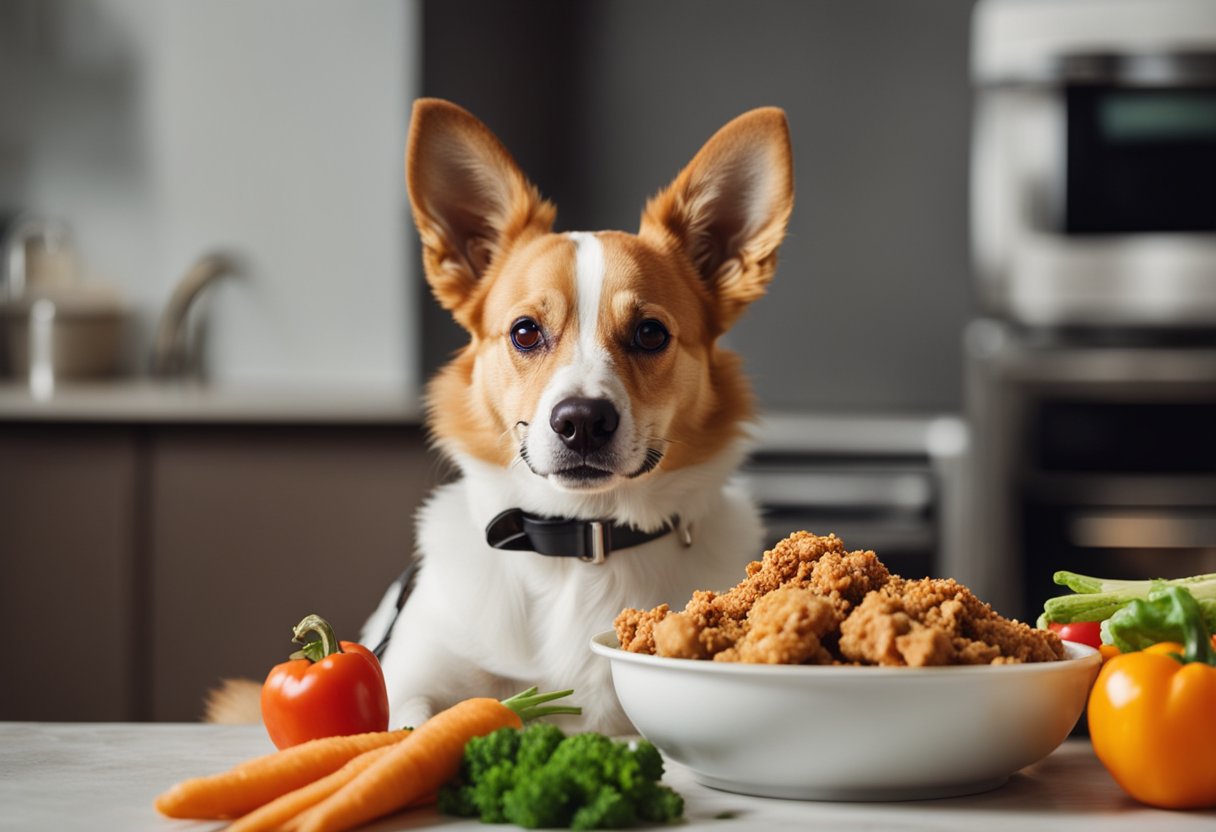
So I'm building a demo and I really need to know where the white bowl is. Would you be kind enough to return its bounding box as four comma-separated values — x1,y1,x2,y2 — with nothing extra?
590,631,1100,801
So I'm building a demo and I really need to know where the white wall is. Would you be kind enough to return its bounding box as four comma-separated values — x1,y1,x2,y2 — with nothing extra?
6,0,421,391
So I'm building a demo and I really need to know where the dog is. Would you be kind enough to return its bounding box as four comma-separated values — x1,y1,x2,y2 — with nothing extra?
356,99,794,735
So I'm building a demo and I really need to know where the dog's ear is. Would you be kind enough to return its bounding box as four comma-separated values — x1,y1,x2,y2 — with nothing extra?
406,99,556,330
639,107,793,333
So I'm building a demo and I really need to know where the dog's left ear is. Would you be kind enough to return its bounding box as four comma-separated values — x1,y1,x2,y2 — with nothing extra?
640,107,793,333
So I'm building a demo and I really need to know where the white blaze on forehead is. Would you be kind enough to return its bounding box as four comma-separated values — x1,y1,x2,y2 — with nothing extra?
568,232,605,355
523,231,634,475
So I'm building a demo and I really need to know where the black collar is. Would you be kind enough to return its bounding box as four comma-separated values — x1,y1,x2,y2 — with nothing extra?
485,508,682,564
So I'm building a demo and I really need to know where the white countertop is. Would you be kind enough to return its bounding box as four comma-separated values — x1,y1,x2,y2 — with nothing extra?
1,723,1212,831
0,381,423,424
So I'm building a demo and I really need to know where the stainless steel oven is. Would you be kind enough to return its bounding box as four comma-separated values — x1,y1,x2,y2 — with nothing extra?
965,1,1216,623
964,319,1216,623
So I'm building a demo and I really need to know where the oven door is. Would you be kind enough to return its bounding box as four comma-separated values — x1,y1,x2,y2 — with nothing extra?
1021,399,1216,621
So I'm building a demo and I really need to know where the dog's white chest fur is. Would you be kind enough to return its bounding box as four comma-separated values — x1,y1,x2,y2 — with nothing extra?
369,459,763,735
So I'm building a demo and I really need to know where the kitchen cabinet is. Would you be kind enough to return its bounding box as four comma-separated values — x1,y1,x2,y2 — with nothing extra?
146,426,436,721
0,426,139,721
0,388,438,722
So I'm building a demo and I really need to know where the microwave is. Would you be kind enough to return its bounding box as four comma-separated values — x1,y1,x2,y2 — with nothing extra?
971,0,1216,328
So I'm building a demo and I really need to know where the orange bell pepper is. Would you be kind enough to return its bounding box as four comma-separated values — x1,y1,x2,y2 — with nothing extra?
1087,588,1216,810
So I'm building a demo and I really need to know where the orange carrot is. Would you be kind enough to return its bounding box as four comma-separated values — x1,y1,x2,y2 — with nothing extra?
154,729,411,819
225,744,395,832
284,688,578,832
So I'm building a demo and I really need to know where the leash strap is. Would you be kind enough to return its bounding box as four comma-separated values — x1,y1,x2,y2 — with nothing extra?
485,508,678,564
370,560,420,660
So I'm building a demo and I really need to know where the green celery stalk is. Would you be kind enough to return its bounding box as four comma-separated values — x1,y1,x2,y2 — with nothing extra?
1039,571,1216,631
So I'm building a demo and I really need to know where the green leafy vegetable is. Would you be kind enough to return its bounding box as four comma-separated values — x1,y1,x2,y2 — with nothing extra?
1103,585,1216,666
438,723,684,829
1038,570,1216,631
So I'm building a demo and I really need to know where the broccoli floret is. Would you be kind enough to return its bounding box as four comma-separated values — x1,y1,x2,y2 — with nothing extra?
471,761,520,823
634,782,684,823
440,725,684,829
464,726,522,780
630,740,664,784
435,783,477,818
571,787,636,830
502,772,578,828
516,722,567,771
548,733,618,795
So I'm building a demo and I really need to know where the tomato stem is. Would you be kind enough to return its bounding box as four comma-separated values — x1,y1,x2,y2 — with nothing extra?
289,614,343,663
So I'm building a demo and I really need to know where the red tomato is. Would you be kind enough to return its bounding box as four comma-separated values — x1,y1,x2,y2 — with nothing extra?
261,614,390,750
1048,620,1103,649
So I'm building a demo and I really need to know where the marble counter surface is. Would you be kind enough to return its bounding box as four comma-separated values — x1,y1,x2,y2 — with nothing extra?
1,723,1212,831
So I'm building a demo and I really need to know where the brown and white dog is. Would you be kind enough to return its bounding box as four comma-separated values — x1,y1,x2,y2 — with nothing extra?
360,99,794,734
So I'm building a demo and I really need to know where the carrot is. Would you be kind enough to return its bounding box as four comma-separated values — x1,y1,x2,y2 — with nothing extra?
284,688,579,832
225,744,395,832
154,729,411,819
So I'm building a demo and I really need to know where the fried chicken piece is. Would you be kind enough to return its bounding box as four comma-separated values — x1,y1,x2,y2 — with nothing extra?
654,610,746,659
617,532,887,657
614,603,670,654
714,586,839,664
615,530,1062,667
711,532,854,619
618,532,848,655
804,548,892,617
652,612,706,659
839,577,1064,666
837,594,955,666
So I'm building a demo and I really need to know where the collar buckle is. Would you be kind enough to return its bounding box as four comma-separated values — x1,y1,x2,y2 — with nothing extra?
579,520,608,565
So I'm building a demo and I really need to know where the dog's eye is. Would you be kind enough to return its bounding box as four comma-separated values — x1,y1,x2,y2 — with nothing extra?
510,317,544,352
633,319,670,353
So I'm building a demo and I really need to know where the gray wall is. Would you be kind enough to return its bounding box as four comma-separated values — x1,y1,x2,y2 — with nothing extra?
421,0,976,413
0,0,420,389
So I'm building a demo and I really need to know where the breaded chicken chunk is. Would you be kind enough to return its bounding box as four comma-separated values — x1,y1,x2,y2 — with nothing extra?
614,603,670,655
616,531,882,660
614,531,1063,667
839,577,1064,666
714,586,839,664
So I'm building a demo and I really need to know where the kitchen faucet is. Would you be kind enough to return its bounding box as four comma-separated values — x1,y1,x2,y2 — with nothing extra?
150,253,237,380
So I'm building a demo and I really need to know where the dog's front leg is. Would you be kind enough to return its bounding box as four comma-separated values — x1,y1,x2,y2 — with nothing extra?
375,596,505,729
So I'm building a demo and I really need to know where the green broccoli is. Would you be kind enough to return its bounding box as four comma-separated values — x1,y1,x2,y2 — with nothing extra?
466,727,522,780
570,788,635,830
516,722,566,770
438,723,685,829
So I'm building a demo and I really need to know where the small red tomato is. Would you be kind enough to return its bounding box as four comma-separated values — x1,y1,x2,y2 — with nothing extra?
261,614,390,750
1048,620,1103,649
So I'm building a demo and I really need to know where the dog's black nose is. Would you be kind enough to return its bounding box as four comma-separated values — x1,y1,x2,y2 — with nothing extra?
550,397,619,454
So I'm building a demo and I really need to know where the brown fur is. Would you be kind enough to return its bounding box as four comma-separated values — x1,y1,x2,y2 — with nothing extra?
410,99,794,474
203,678,263,725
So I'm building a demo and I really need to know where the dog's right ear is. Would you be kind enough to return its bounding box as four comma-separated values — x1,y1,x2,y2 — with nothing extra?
406,99,556,329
